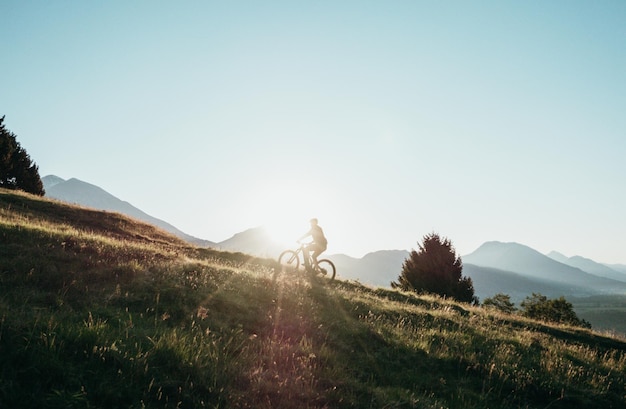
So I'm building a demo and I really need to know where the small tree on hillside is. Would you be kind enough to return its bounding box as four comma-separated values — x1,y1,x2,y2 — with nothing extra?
392,232,478,304
0,116,44,195
520,293,591,329
483,293,517,314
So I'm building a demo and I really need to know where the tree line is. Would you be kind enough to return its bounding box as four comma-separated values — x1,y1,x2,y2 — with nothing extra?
393,232,590,329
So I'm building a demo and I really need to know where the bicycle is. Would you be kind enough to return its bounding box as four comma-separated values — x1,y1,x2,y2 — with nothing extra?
278,243,336,280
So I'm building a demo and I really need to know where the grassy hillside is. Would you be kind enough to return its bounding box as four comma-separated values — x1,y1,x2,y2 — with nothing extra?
1,189,625,409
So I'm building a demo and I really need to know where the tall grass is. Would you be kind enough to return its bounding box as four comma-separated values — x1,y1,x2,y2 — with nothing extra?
1,189,625,408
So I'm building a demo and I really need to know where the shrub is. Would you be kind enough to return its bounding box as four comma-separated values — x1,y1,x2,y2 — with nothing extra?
520,293,591,328
483,293,517,314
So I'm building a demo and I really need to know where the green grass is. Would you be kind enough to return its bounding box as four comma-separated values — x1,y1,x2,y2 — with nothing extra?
1,188,625,408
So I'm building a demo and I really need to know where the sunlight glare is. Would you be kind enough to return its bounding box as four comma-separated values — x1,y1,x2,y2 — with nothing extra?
252,180,337,249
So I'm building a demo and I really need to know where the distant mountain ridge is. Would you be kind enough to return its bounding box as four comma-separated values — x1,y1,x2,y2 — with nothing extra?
207,227,626,298
327,250,409,287
461,264,580,303
42,175,214,247
606,263,626,275
547,251,626,283
463,241,626,295
214,226,283,258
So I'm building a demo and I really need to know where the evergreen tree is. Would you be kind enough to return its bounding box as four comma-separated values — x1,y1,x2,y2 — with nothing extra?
392,232,478,304
0,116,44,195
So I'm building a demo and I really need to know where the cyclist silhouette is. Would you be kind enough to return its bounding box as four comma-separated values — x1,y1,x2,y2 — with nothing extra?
298,218,328,268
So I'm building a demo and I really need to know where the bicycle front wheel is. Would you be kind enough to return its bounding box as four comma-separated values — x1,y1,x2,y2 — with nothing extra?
317,259,336,280
278,250,300,274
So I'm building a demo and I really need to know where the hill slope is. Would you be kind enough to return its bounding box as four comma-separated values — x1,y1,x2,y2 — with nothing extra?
1,188,625,409
42,175,214,247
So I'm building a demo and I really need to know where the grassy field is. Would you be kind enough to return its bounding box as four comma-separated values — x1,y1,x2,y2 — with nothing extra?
1,188,625,408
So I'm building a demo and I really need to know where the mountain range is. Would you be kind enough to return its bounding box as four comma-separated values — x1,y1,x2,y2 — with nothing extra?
43,175,626,305
463,241,626,298
547,251,626,282
326,242,626,302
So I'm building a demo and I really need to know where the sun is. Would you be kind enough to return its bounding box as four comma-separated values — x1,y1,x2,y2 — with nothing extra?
258,200,312,249
263,217,302,249
250,180,335,249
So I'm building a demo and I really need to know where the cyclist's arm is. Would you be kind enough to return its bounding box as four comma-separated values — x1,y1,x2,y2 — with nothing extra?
298,229,312,242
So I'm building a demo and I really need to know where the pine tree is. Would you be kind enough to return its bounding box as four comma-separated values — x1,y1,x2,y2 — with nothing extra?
0,116,44,195
392,232,478,304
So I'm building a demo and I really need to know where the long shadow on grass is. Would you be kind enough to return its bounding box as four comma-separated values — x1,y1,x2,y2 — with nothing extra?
303,278,478,407
304,278,625,409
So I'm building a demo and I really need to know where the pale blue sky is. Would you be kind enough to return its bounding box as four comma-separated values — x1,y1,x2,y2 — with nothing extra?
2,1,625,263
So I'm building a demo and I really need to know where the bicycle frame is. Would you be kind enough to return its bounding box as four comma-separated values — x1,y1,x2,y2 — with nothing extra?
294,243,317,269
278,243,336,280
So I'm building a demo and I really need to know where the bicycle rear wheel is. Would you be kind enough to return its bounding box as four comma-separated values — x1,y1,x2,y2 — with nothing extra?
317,259,336,280
278,250,300,274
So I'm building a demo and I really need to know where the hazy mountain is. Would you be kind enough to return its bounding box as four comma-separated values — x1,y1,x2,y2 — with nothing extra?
605,264,626,275
42,175,214,247
42,174,65,190
544,251,569,264
326,246,598,299
462,264,592,303
546,251,626,283
215,226,283,258
326,247,603,302
327,247,607,302
464,241,626,294
327,250,409,287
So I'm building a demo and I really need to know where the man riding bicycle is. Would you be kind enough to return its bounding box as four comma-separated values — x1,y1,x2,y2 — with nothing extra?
298,218,327,269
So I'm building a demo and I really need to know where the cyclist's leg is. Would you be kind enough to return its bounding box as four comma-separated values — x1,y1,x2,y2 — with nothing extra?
311,244,324,268
302,246,311,269
312,250,320,266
